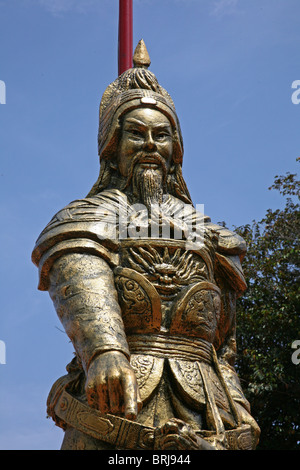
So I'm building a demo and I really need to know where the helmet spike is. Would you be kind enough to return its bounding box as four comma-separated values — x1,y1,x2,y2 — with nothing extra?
133,39,151,69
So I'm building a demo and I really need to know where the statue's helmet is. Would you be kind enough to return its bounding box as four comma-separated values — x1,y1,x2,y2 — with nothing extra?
97,40,184,166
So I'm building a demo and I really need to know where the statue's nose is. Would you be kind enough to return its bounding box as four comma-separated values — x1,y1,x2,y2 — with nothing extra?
143,132,157,151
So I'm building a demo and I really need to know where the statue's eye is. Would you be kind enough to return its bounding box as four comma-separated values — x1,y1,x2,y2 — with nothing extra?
156,133,167,140
156,130,171,141
129,129,143,138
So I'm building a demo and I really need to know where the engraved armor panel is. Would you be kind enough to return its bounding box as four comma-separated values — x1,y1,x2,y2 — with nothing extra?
170,282,221,342
130,354,164,402
115,239,221,343
114,267,161,333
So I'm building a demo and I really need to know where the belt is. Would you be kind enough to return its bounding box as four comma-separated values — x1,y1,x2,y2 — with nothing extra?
54,389,253,450
127,334,213,363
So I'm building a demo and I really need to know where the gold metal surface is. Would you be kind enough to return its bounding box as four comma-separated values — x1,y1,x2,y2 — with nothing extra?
133,39,151,69
32,40,260,450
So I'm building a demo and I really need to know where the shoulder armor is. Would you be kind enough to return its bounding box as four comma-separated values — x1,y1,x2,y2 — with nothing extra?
31,190,126,290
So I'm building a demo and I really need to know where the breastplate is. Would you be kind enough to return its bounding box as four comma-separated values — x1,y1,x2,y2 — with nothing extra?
114,239,221,344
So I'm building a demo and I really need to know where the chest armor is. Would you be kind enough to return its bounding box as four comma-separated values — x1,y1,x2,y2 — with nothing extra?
113,238,235,416
114,238,221,344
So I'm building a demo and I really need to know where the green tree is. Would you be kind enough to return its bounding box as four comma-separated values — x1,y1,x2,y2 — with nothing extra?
234,160,300,450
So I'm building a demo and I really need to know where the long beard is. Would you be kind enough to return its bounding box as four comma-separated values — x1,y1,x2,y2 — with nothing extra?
123,153,168,212
133,166,164,211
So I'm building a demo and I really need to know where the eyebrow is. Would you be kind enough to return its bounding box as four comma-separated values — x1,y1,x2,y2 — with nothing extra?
124,117,172,129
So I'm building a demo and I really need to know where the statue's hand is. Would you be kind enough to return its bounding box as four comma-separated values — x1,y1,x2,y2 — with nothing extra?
85,351,142,420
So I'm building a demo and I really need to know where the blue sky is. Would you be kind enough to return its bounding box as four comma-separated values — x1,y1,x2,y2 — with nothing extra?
0,0,299,450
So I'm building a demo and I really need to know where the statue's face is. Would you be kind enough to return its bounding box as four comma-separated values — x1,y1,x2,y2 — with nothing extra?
117,108,173,178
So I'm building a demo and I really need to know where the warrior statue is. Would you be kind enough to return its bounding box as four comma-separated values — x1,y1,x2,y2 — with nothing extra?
32,40,260,450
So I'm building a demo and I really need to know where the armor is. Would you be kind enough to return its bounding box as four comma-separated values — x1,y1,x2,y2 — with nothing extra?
32,189,259,449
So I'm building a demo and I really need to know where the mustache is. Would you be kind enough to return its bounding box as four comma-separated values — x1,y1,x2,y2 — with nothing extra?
122,152,168,189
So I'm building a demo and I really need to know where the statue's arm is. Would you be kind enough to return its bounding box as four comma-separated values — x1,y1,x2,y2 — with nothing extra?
48,252,142,419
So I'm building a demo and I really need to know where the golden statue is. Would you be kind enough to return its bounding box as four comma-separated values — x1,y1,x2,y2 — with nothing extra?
32,41,260,450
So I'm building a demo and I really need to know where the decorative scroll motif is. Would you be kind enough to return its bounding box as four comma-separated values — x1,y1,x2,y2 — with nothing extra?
114,267,161,333
130,354,164,402
226,427,253,450
168,359,206,409
130,355,156,388
116,276,151,316
171,282,221,342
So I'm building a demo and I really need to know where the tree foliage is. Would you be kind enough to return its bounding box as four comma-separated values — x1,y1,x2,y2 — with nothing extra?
234,159,300,450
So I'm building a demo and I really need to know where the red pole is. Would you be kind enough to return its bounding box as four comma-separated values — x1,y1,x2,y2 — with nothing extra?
118,0,133,75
